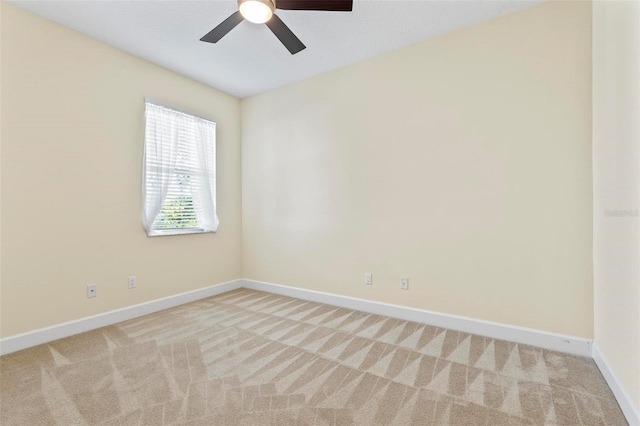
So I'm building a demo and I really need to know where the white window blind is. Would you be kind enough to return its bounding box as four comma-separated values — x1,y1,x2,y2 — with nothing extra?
142,102,218,236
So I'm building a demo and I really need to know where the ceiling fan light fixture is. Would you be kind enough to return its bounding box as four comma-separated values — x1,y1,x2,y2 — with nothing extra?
238,0,275,24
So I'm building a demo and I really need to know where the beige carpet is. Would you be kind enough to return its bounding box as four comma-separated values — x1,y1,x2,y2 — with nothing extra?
0,289,628,425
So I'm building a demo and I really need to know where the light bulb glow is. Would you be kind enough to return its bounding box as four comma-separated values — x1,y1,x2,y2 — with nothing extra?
239,0,273,24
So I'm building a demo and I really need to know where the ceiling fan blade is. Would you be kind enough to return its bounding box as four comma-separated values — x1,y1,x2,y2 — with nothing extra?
265,14,306,55
275,0,352,11
200,11,244,43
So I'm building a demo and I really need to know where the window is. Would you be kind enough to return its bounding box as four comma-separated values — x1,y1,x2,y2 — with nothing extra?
142,101,218,236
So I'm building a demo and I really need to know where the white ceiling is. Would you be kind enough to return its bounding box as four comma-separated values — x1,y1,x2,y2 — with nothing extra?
9,0,539,98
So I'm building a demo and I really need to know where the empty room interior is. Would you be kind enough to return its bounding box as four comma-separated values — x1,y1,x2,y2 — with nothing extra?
1,0,639,424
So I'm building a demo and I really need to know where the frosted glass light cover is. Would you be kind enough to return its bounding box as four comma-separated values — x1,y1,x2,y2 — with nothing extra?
239,0,273,24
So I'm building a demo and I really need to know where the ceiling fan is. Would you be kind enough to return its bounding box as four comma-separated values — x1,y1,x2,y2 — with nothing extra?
200,0,353,55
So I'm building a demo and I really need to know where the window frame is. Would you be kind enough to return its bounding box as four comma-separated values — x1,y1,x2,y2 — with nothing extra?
142,99,219,237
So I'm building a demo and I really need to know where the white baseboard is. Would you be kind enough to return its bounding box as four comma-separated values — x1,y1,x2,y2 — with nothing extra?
592,343,640,426
0,277,593,359
0,279,243,356
241,279,593,357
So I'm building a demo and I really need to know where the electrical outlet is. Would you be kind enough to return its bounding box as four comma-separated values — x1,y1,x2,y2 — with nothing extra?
128,276,137,289
400,277,409,290
87,284,97,298
365,273,372,285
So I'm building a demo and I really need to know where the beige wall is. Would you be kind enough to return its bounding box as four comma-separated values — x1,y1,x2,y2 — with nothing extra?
0,3,242,337
593,0,640,414
242,1,593,337
1,1,598,344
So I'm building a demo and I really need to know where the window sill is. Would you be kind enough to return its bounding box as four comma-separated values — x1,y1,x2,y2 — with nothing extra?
147,228,215,237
